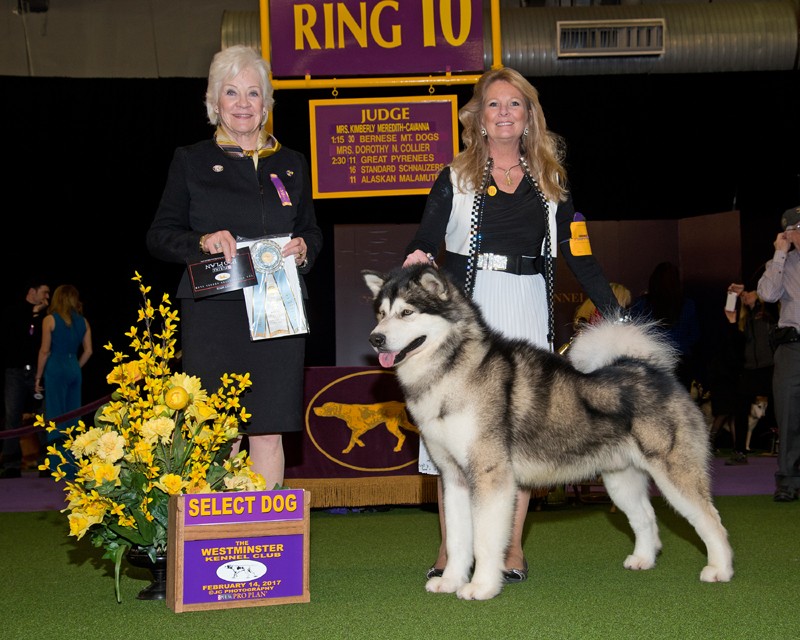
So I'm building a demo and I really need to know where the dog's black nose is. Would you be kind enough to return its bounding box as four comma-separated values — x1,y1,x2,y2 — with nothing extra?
369,333,385,348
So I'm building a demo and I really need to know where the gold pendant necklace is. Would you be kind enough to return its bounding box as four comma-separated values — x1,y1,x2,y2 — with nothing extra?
494,162,521,186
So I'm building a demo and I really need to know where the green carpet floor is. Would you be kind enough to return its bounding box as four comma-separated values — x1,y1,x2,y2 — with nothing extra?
3,496,797,640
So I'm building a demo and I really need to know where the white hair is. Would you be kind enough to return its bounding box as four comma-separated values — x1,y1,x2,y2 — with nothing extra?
204,45,274,126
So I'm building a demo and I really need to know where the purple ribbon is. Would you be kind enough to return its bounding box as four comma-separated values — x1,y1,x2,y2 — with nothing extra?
270,174,293,207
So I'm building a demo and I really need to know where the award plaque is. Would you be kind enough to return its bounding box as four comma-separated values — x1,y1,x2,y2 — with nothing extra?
239,235,308,340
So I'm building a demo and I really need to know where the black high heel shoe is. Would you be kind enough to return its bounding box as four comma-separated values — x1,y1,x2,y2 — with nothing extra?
502,559,529,583
425,566,444,579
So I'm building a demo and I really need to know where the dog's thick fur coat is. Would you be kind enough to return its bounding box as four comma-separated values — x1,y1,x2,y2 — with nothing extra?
363,264,733,600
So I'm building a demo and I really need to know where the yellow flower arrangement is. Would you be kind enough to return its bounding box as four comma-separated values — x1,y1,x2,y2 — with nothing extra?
37,273,266,602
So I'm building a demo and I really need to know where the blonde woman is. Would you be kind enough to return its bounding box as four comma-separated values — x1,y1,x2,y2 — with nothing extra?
403,67,619,584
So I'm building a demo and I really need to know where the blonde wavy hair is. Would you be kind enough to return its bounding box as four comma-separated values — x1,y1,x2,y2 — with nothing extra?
450,67,568,202
48,284,84,326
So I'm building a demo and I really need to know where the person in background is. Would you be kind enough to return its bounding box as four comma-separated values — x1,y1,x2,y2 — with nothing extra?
34,284,92,454
147,45,322,489
1,280,50,478
706,299,743,452
757,205,800,502
719,283,776,465
403,67,620,583
631,261,701,390
708,282,774,458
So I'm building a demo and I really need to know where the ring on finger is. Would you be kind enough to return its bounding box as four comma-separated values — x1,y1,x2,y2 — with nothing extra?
214,243,222,250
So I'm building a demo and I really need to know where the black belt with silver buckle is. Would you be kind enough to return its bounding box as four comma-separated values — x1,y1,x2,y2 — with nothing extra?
476,252,539,275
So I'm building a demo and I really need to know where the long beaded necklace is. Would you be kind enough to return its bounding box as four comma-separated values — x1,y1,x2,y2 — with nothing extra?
464,158,493,299
519,157,555,350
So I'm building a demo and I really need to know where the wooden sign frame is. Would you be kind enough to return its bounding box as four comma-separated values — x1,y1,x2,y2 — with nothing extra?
166,489,310,612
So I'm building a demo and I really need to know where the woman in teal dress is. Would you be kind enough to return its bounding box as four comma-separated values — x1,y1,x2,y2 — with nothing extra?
34,285,93,447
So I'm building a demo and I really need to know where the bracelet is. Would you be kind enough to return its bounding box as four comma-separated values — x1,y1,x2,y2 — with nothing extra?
199,234,210,253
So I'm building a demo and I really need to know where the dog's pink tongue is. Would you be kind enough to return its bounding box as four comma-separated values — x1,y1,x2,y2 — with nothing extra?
378,352,397,368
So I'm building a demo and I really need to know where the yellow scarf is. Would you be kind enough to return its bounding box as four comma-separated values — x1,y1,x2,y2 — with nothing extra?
215,126,281,168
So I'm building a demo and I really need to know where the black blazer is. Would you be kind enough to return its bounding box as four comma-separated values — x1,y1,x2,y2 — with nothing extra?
147,139,323,300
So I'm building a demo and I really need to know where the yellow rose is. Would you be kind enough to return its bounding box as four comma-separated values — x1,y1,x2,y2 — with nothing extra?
165,386,189,410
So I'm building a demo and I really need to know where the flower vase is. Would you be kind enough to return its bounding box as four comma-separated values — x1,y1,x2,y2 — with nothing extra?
126,547,168,600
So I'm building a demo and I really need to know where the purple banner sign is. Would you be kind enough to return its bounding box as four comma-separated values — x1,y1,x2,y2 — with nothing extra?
309,96,458,198
182,535,304,604
269,0,484,77
183,490,304,526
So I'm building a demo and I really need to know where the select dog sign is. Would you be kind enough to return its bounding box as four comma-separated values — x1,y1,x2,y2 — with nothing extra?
166,489,310,612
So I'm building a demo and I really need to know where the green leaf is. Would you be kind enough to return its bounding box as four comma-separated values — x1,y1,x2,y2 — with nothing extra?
108,522,151,547
130,508,156,544
205,465,229,487
217,440,234,460
113,543,130,604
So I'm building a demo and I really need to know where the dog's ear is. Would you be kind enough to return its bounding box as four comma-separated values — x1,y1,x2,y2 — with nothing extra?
362,270,387,299
417,268,450,300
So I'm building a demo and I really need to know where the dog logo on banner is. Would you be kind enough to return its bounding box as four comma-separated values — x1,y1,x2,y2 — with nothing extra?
305,369,420,472
314,400,419,454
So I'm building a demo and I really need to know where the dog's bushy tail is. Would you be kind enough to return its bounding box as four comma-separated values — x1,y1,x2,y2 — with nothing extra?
567,318,680,374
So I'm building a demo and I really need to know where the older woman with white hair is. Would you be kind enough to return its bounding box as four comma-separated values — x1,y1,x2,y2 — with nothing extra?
147,45,322,488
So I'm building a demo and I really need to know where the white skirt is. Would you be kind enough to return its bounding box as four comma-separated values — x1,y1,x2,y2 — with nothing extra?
418,270,549,474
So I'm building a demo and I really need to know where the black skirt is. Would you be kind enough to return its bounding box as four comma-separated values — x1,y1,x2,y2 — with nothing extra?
180,297,306,434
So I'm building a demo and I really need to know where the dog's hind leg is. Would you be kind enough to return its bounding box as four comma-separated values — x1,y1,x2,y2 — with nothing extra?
648,468,734,583
602,467,662,571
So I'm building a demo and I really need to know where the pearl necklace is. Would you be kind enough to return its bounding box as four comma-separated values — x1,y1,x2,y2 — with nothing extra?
493,162,521,186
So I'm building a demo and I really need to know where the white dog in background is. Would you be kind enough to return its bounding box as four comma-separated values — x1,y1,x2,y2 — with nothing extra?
744,397,768,452
693,381,768,452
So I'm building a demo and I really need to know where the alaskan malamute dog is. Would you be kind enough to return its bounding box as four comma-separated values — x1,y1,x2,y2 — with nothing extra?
363,264,733,600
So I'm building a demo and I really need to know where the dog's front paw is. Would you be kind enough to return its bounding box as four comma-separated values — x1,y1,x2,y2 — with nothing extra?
425,575,463,593
456,579,503,601
699,564,733,583
623,554,656,571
